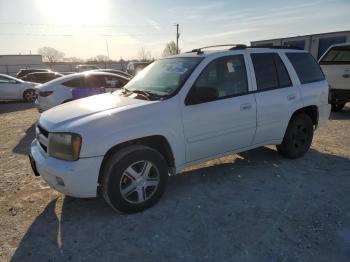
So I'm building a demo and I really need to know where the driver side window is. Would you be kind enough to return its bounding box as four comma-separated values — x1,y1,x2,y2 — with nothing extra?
188,55,248,104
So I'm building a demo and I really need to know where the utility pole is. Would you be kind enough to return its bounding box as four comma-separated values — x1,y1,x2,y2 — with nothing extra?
176,23,180,54
105,39,110,60
105,39,110,69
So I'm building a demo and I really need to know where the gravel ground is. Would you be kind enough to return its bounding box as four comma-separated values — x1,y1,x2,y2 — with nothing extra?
0,102,350,262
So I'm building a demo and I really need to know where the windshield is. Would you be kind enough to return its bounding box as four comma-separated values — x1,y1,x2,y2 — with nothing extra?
320,46,350,64
121,57,203,97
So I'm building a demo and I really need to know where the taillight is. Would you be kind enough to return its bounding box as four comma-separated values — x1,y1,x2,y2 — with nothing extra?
39,91,53,97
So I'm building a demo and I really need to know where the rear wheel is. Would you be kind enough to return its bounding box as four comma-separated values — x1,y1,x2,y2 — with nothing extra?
331,103,345,112
277,113,314,159
23,89,36,102
101,145,169,213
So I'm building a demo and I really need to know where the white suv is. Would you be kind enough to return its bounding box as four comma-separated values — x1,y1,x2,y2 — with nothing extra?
29,45,331,213
319,43,350,111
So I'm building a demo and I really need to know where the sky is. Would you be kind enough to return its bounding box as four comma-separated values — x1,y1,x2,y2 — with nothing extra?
0,0,349,60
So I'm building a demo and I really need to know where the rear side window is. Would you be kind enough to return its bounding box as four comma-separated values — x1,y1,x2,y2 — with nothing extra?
85,75,105,88
251,53,292,91
63,77,86,88
320,46,350,65
286,53,325,84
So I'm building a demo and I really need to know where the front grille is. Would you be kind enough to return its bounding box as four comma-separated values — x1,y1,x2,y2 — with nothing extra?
38,125,49,138
40,143,47,152
36,124,49,153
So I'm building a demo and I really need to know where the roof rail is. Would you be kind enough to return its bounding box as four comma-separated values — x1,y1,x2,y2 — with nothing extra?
187,44,247,54
186,44,302,55
248,45,303,50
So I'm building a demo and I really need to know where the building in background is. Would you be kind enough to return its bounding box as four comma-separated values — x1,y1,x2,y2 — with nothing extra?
0,54,45,76
251,30,350,59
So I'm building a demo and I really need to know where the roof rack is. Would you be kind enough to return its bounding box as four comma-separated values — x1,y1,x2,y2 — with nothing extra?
248,45,303,50
187,44,302,55
187,44,247,54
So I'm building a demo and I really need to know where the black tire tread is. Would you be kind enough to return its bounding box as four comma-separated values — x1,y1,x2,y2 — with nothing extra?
277,113,313,159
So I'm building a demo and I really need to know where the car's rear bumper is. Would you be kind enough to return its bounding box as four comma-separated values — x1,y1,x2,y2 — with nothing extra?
29,139,103,198
35,99,50,112
330,89,350,104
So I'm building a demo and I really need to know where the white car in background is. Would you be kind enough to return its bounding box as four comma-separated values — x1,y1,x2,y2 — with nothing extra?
0,74,37,102
75,64,100,72
35,72,129,112
319,43,350,111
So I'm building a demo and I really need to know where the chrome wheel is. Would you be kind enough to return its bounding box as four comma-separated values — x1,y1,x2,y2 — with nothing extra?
120,160,160,204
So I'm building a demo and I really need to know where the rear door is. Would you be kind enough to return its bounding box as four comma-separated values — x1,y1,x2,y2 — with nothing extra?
319,45,350,90
69,75,104,99
247,51,303,144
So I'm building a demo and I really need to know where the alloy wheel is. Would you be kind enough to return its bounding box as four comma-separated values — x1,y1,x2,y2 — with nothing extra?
119,160,160,204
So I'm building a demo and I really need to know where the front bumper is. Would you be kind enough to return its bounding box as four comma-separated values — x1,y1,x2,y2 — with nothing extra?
330,89,350,104
29,139,103,198
35,99,48,113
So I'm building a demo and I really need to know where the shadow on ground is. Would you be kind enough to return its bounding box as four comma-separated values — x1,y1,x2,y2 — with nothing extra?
12,124,35,155
11,147,350,261
330,104,350,120
0,101,35,114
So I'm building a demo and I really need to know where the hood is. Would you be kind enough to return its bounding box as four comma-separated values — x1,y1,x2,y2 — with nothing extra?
39,92,153,130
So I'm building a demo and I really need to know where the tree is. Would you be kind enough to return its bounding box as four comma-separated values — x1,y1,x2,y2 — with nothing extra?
119,57,126,70
137,47,151,61
162,41,179,57
62,56,83,63
38,46,65,63
95,54,109,62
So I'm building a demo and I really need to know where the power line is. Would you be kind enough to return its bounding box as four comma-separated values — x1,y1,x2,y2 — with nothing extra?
0,22,166,28
0,32,172,37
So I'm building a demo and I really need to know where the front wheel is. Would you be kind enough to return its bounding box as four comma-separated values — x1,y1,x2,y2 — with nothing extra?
277,113,314,159
23,89,36,102
101,145,169,213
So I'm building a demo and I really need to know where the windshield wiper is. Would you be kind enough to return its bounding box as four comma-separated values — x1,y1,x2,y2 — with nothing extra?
125,89,162,100
121,87,131,94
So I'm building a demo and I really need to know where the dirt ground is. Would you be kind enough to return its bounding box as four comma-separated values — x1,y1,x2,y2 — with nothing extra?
0,102,350,262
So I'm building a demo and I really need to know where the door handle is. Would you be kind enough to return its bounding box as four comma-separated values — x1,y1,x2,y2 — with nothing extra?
240,103,252,110
287,94,296,101
342,74,350,78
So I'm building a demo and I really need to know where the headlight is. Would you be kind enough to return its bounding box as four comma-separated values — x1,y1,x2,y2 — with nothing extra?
48,133,82,161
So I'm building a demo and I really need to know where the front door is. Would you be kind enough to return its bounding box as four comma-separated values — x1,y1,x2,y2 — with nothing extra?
181,54,257,163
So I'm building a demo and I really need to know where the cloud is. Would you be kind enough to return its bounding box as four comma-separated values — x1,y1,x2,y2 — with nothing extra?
146,19,161,31
189,28,260,42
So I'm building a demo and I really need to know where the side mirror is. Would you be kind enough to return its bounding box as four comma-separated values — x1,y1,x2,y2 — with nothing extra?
9,79,18,84
186,86,218,105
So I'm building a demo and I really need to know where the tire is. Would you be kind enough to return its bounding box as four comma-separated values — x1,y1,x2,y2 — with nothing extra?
23,89,36,102
276,113,314,159
101,145,169,213
331,103,345,112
